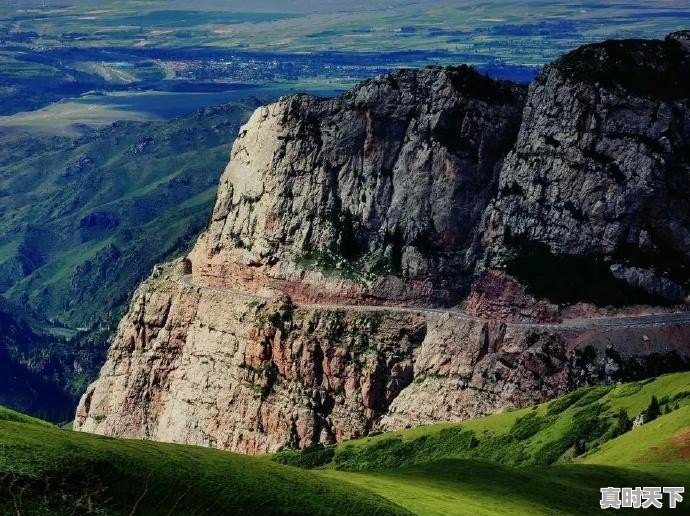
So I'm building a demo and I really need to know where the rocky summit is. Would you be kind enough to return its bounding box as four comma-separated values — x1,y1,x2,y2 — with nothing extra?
75,33,690,454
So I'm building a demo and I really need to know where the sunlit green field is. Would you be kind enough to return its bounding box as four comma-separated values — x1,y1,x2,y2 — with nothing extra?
0,407,408,516
319,461,690,516
325,372,690,465
277,372,690,515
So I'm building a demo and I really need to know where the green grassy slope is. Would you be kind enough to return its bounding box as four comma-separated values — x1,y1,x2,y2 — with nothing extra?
1,374,688,516
275,373,690,515
583,405,690,465
0,407,409,516
319,461,689,516
277,372,690,471
0,101,255,329
0,101,256,410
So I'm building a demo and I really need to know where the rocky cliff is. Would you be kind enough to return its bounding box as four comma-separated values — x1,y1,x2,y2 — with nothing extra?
482,31,690,307
74,260,690,453
190,66,525,307
75,33,690,454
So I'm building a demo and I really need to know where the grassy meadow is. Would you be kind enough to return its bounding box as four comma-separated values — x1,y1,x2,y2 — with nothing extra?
277,372,690,515
0,373,688,515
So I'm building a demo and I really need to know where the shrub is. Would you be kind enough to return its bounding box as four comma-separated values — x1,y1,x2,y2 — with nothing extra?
509,412,552,440
332,428,476,471
273,444,335,469
546,387,592,415
613,408,632,437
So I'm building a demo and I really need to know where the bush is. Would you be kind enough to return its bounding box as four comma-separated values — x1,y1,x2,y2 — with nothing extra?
273,444,335,469
613,408,632,437
533,403,610,465
332,428,476,471
509,412,552,440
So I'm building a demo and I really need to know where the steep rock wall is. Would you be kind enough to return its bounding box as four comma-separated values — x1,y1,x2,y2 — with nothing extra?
191,67,525,307
482,31,690,305
75,262,690,453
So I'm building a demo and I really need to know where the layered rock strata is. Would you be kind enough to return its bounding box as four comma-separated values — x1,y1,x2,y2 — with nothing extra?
190,66,526,307
75,262,690,453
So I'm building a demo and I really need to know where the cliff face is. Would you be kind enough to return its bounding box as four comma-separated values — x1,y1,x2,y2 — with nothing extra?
191,67,525,306
75,34,690,454
483,32,690,306
75,261,690,453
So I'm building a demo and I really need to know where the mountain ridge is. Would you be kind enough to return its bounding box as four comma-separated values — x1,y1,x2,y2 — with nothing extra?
75,32,690,453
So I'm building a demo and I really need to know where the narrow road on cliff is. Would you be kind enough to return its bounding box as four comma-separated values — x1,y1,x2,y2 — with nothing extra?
179,275,690,331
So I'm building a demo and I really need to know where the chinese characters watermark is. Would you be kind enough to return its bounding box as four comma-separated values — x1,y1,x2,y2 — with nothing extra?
600,487,684,509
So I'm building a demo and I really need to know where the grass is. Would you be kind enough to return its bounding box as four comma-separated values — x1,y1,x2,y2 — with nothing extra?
0,101,255,327
582,405,690,464
318,461,690,516
0,406,52,428
2,373,689,515
273,372,690,475
275,373,690,515
0,407,409,516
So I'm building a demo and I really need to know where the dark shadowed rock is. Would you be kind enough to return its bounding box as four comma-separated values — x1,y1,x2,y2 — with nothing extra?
482,31,690,305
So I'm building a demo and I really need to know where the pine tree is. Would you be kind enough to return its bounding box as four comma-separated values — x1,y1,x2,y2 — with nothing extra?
644,395,661,422
614,408,632,436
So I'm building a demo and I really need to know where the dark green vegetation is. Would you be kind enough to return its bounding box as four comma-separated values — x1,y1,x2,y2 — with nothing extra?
278,373,690,515
0,406,409,516
0,100,256,415
0,101,255,326
0,298,73,421
504,239,676,306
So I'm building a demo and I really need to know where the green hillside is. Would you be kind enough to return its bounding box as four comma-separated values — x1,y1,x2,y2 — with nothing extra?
276,372,690,470
0,101,256,329
319,461,689,516
275,373,690,515
0,101,257,412
582,405,690,465
1,374,688,515
0,406,408,516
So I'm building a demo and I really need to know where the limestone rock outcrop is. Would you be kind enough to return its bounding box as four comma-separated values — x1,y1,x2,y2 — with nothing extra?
482,31,690,305
74,261,690,453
